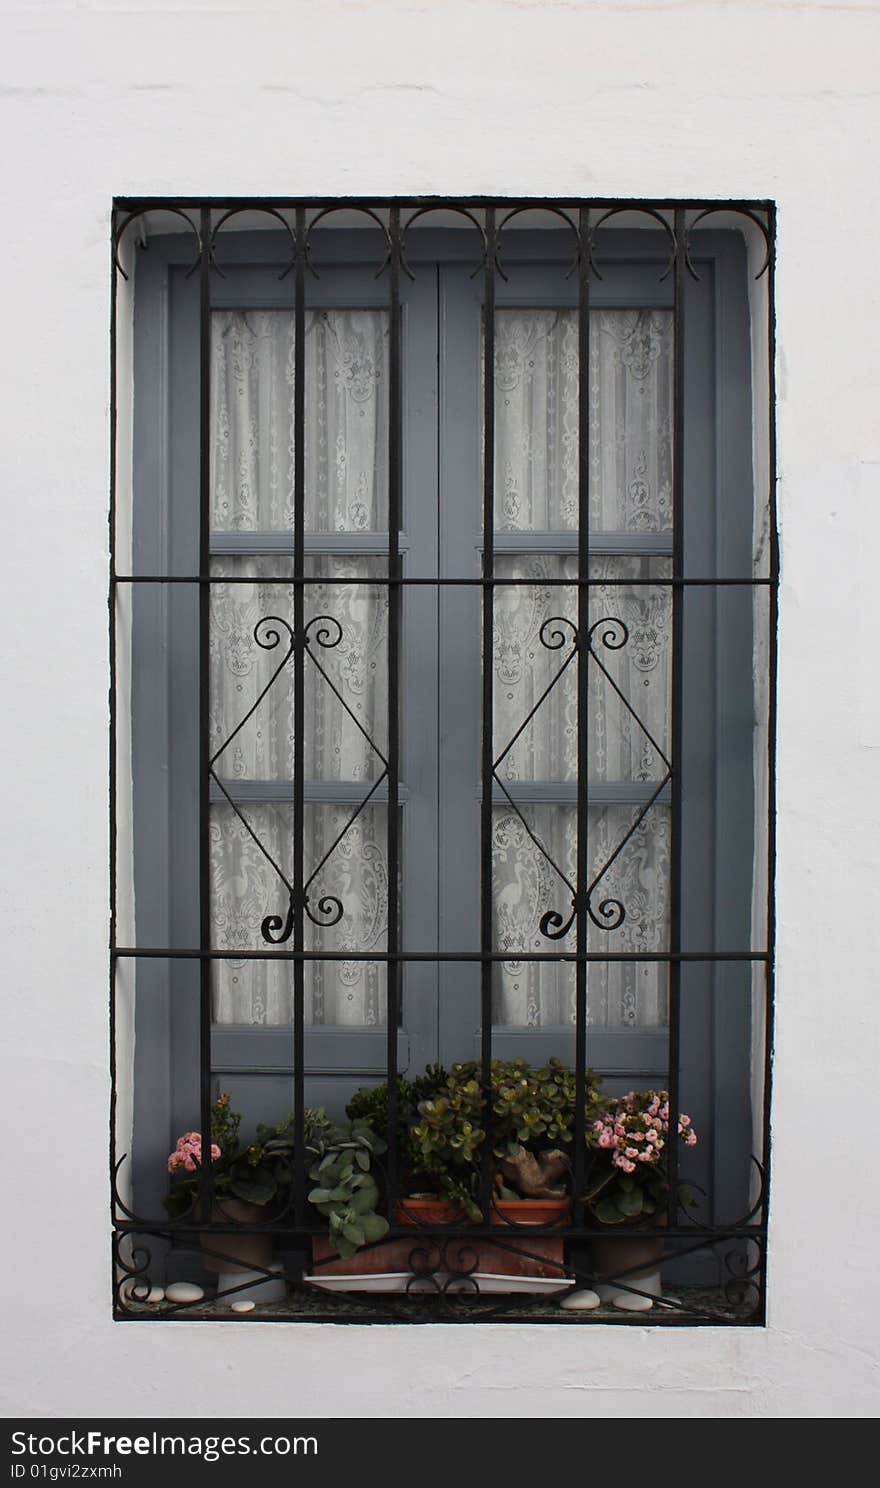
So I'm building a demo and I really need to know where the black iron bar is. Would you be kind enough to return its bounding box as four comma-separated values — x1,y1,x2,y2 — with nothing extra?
197,205,213,1226
480,207,496,1219
115,194,775,213
108,214,119,1234
293,206,306,1227
386,206,402,1218
113,947,770,963
573,206,590,1227
666,207,686,1225
115,1218,765,1239
115,574,774,588
759,203,779,1325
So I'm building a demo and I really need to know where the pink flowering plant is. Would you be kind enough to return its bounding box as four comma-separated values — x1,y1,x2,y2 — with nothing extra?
164,1093,286,1219
585,1089,698,1225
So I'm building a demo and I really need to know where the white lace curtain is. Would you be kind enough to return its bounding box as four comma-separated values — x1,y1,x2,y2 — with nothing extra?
209,305,674,1030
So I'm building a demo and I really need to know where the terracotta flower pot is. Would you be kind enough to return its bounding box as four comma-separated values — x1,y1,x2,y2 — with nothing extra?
396,1195,570,1280
310,1195,572,1281
491,1197,569,1229
200,1198,274,1275
310,1197,462,1277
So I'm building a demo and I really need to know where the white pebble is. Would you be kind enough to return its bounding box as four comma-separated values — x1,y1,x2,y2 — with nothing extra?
165,1281,204,1304
612,1291,653,1312
145,1286,165,1304
560,1288,601,1311
230,1300,256,1314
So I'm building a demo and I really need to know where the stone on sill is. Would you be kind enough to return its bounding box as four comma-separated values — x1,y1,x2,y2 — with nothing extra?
165,1281,205,1305
559,1288,601,1311
612,1291,654,1312
144,1285,165,1304
230,1300,256,1314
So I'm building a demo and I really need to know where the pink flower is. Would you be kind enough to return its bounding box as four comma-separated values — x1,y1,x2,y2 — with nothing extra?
166,1131,221,1175
685,1131,697,1146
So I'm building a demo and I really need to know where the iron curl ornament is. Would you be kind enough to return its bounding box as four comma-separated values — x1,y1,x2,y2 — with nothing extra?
536,615,630,940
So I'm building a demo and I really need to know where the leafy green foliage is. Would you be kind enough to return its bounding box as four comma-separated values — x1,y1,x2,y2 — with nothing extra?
305,1120,390,1259
347,1057,602,1217
164,1096,337,1219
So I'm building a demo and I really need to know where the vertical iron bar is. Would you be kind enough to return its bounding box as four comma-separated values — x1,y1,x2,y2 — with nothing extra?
385,206,402,1216
480,207,496,1216
108,211,118,1231
666,207,686,1222
760,205,778,1315
573,208,590,1225
198,205,213,1224
293,206,306,1227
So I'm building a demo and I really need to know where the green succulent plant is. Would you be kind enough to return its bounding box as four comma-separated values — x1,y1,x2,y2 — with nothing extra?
164,1096,392,1258
347,1058,603,1219
305,1119,390,1259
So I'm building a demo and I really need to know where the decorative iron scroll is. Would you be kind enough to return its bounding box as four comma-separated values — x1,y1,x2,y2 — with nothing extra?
208,612,390,947
490,610,672,944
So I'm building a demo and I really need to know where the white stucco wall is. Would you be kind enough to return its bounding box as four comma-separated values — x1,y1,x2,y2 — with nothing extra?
2,0,879,1420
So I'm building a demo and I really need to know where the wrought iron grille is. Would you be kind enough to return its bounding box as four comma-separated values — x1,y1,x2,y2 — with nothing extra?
110,197,777,1324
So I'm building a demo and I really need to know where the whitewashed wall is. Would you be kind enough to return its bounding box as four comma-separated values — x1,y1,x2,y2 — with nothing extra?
2,0,879,1420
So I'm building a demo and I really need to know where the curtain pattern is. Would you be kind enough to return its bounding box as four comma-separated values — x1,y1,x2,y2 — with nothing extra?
211,308,389,532
494,308,673,532
209,306,673,1029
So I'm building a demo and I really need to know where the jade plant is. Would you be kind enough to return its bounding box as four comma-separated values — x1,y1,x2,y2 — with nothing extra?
348,1057,604,1220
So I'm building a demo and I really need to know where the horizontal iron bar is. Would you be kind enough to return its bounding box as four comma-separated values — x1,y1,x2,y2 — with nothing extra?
115,195,775,211
114,573,776,587
112,1219,766,1240
115,1220,762,1243
113,947,769,963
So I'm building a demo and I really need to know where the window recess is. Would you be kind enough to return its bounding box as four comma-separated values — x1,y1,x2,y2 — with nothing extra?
111,199,776,1324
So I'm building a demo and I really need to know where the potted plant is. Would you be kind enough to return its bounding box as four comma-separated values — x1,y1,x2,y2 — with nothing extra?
264,1115,390,1267
325,1058,603,1283
165,1094,285,1279
166,1095,391,1293
578,1090,698,1311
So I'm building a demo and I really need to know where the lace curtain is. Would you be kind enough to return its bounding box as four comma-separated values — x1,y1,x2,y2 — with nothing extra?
208,305,673,1030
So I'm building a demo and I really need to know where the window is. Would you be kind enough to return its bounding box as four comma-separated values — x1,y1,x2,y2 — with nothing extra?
112,199,776,1322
